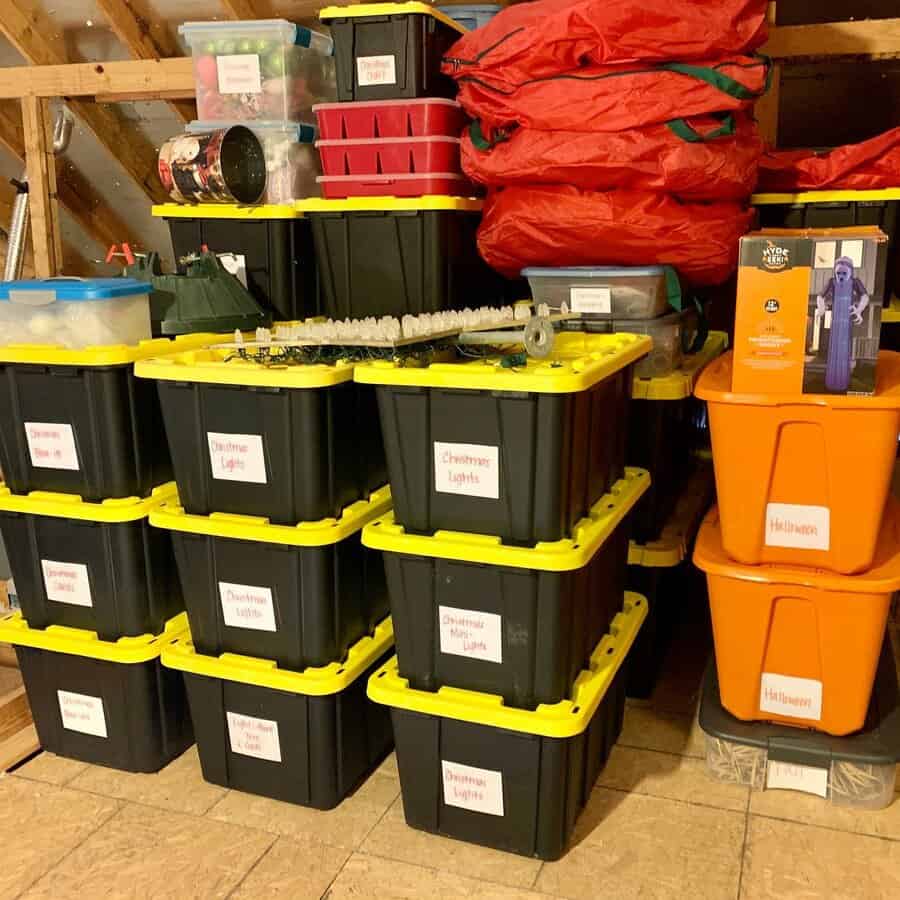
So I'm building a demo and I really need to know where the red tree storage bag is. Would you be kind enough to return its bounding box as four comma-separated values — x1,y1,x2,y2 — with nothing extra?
443,0,768,79
477,186,755,286
757,127,900,193
462,114,763,201
452,56,770,134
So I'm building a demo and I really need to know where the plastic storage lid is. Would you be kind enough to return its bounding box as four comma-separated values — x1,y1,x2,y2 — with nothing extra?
134,343,357,389
316,135,460,146
188,120,318,142
0,329,225,367
313,98,461,111
162,615,393,696
628,466,714,568
153,203,306,220
0,611,188,664
151,485,391,547
319,3,466,32
522,266,672,279
694,499,900,593
354,332,652,394
368,593,646,738
0,482,176,523
700,641,900,766
364,469,648,570
0,277,152,302
633,331,728,401
296,195,482,213
179,19,333,51
695,350,900,410
752,188,900,205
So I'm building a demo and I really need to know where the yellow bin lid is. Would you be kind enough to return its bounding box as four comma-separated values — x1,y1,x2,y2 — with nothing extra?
162,616,394,696
135,343,358,389
354,332,652,394
0,482,176,523
364,469,649,571
752,188,900,205
632,331,729,401
0,330,225,367
153,203,305,220
319,3,467,32
628,465,714,568
296,195,482,213
367,593,647,738
151,485,392,547
0,611,189,664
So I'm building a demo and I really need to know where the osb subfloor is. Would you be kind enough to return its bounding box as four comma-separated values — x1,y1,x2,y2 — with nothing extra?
1,614,898,900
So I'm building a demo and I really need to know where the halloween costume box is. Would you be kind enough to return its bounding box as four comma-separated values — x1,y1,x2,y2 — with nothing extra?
733,227,888,396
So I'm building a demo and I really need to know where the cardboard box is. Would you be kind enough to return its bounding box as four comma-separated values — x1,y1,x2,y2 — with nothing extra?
733,227,889,395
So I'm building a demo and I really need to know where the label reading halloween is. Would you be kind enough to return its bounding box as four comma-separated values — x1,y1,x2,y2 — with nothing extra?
357,55,397,86
434,442,499,499
58,690,107,738
25,422,79,471
216,54,262,94
41,560,92,607
765,503,830,551
441,760,504,816
760,673,823,721
219,581,277,632
570,286,612,315
439,606,502,664
766,760,828,798
207,432,268,484
227,711,282,762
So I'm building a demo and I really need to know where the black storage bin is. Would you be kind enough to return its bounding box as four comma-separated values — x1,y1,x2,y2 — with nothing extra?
368,594,646,860
700,638,900,809
754,189,900,298
629,332,726,543
0,483,182,641
156,204,319,322
151,487,390,671
301,196,503,319
0,612,193,773
364,469,646,709
356,331,650,545
136,346,386,525
625,466,714,698
163,618,395,808
320,3,464,102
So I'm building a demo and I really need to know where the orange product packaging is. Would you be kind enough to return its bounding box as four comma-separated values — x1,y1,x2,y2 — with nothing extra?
695,350,900,574
732,227,889,396
694,500,900,736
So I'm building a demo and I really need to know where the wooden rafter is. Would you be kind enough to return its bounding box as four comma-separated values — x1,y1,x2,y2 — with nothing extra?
22,95,62,277
0,0,168,204
220,0,263,19
95,0,195,122
762,17,900,60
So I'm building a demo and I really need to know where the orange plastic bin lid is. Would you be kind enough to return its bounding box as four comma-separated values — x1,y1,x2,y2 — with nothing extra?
695,350,900,409
694,499,900,593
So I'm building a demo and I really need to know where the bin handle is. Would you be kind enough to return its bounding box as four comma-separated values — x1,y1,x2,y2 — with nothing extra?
683,298,709,355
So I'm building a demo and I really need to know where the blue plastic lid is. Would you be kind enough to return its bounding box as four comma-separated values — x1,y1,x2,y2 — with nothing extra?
179,20,333,55
0,277,152,302
187,120,317,143
522,266,670,279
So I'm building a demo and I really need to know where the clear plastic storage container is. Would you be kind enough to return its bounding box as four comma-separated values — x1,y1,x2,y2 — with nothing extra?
180,19,336,124
0,278,152,349
523,265,678,319
188,120,321,204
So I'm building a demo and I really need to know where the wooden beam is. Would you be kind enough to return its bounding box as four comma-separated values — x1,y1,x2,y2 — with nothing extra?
22,96,62,277
757,2,781,146
0,0,67,67
220,0,263,19
0,58,195,100
95,0,195,122
764,17,900,60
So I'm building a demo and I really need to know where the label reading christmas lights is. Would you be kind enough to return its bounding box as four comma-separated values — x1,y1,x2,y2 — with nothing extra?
434,442,499,499
442,760,504,816
207,432,268,484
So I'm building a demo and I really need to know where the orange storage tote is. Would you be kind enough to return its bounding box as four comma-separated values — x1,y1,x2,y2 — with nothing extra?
694,501,900,736
695,350,900,574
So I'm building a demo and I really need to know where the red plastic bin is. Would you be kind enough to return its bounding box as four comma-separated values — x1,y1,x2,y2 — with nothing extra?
317,172,473,199
313,99,467,140
317,136,461,176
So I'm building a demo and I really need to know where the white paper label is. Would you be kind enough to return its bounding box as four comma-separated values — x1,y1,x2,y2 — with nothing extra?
216,54,262,94
220,252,248,289
207,432,268,484
439,606,502,664
760,672,823,721
219,581,277,632
765,503,830,551
766,760,829,798
357,54,397,86
58,690,107,738
41,560,92,608
442,760,504,817
25,422,79,471
227,711,282,762
570,286,612,315
434,442,499,499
